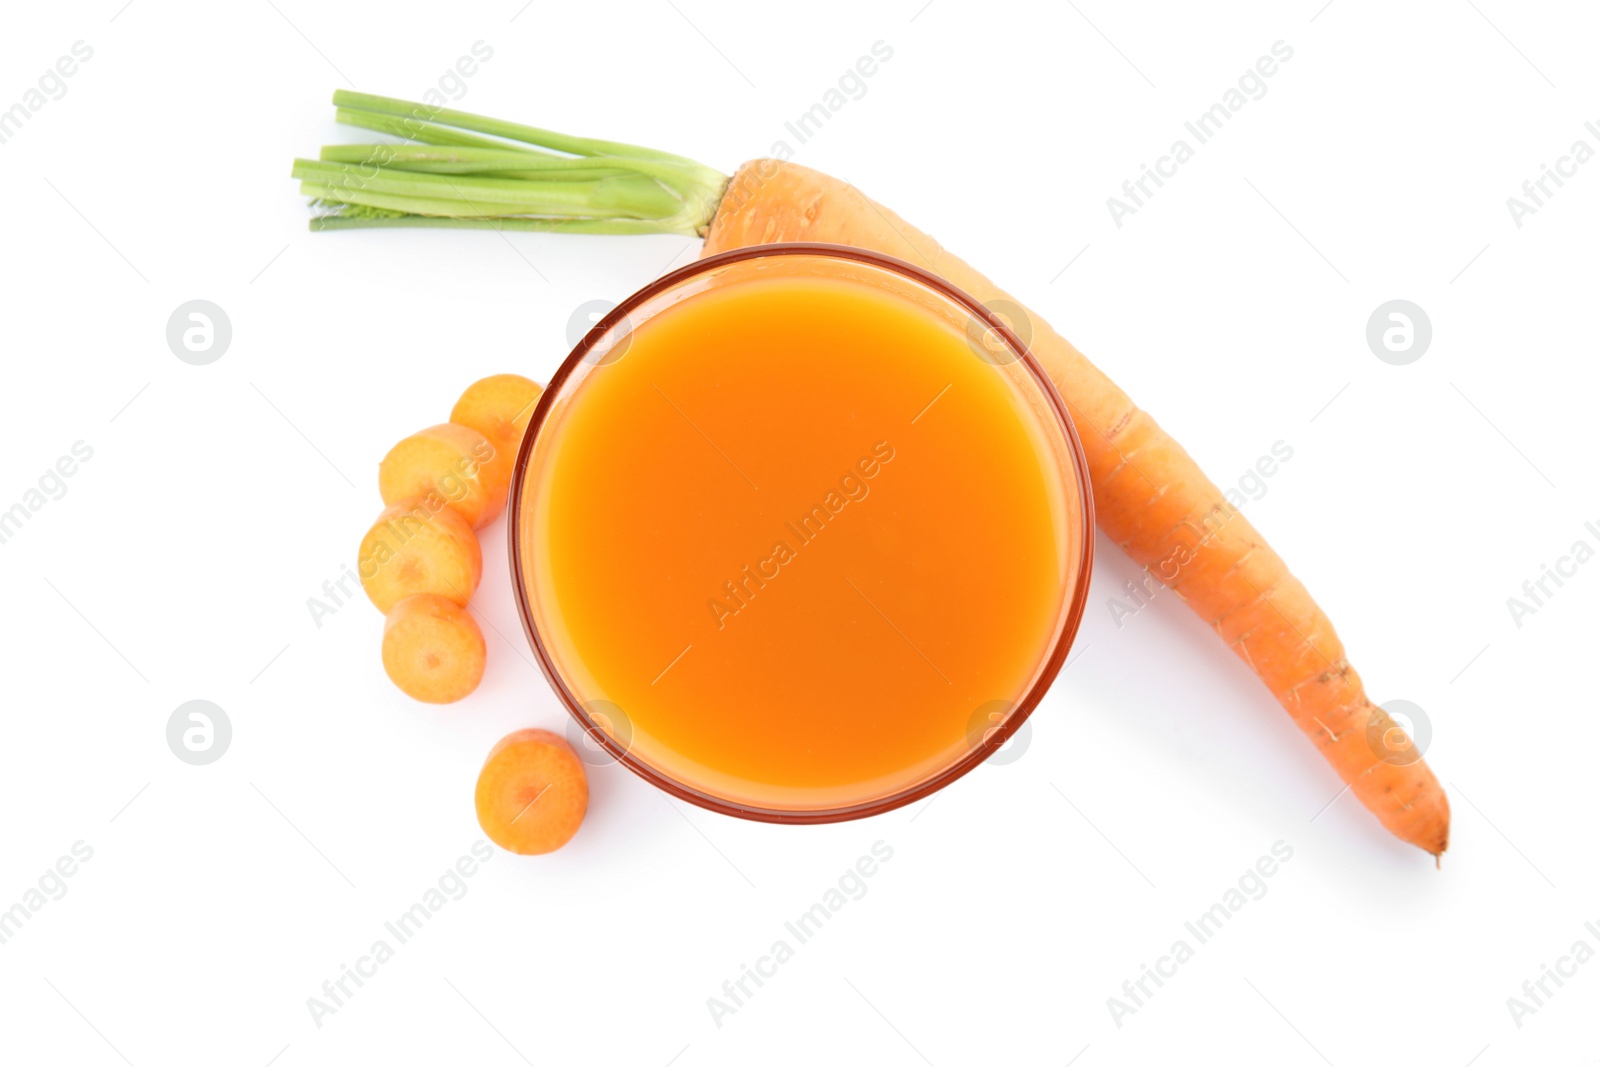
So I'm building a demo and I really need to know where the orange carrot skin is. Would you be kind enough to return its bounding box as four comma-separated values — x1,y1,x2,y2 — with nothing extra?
703,160,1448,856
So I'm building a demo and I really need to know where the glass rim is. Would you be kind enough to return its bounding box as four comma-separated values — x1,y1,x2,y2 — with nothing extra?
507,241,1097,823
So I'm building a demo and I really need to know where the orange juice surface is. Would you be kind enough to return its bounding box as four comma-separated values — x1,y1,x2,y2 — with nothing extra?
521,266,1084,812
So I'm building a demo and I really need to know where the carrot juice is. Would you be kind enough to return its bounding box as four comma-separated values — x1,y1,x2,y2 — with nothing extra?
515,248,1090,816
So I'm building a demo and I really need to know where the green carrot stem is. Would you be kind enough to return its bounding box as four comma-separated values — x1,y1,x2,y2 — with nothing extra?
333,107,540,152
309,215,680,234
319,143,597,170
326,116,718,189
317,144,654,183
332,90,706,167
291,159,681,217
300,181,521,218
298,180,677,222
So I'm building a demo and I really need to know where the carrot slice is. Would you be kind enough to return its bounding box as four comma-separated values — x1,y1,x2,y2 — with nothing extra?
381,594,485,704
450,374,544,487
378,423,510,530
475,729,588,855
359,498,482,613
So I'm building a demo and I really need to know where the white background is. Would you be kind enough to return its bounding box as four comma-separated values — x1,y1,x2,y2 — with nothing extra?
1,1,1596,1064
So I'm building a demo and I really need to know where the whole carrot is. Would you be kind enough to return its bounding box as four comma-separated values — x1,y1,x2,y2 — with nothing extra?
297,95,1450,857
703,161,1450,858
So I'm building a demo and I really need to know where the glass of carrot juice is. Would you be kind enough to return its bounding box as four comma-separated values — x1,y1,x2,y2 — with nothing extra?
510,243,1093,821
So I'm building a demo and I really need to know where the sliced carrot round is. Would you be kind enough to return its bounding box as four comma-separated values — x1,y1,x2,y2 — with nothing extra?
381,594,486,704
359,498,482,614
475,728,589,855
378,423,510,530
450,374,543,487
